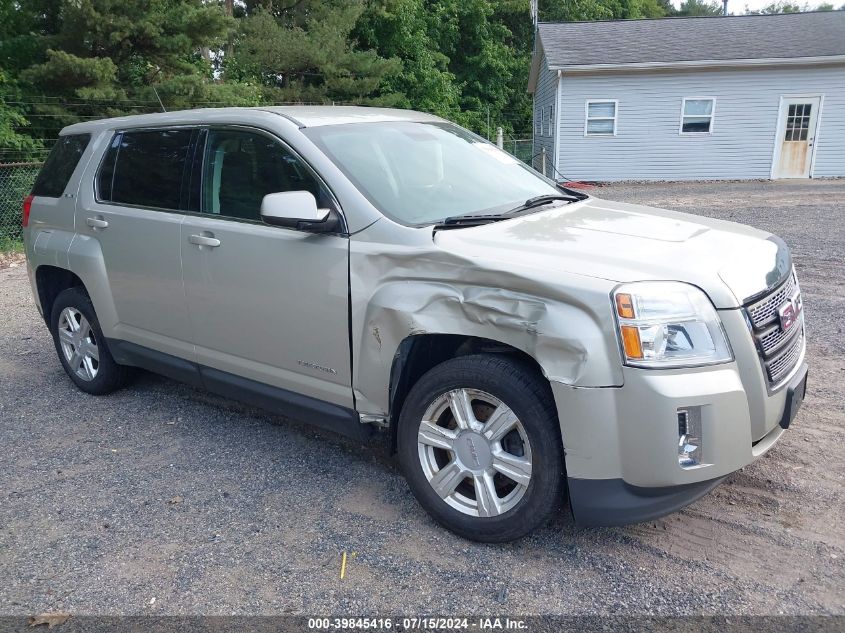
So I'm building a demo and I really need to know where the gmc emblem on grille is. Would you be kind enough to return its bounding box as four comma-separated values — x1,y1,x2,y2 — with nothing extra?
778,295,802,331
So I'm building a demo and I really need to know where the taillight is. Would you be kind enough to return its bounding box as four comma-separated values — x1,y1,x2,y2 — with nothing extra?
22,194,34,228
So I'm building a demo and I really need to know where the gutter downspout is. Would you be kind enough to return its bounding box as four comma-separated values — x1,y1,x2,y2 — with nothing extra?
553,70,562,182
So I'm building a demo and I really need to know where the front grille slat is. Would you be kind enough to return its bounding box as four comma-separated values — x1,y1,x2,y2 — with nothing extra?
744,271,804,389
746,274,796,329
758,318,802,356
765,329,804,384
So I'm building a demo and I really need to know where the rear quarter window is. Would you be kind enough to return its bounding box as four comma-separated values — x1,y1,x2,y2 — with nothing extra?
31,134,91,198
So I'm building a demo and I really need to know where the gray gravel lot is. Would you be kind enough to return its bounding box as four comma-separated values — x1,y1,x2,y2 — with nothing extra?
0,180,843,617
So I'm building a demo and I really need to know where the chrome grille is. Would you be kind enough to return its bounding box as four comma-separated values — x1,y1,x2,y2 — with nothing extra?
746,273,796,328
758,321,795,355
766,329,804,384
744,271,804,388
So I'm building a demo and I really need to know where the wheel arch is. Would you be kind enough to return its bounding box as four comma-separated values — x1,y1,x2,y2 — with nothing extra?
386,333,547,452
34,265,87,326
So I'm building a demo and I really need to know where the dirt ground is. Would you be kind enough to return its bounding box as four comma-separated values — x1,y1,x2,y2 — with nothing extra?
0,180,843,617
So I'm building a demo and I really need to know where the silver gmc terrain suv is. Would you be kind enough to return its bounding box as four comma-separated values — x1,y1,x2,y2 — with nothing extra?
23,106,808,542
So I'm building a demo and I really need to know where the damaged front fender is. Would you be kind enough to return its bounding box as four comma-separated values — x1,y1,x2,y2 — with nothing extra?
349,219,624,416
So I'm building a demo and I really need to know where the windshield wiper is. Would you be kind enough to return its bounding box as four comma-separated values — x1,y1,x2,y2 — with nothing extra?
433,214,510,231
434,189,588,231
505,193,583,215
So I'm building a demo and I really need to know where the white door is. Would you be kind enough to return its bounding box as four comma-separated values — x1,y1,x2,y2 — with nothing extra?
774,97,820,179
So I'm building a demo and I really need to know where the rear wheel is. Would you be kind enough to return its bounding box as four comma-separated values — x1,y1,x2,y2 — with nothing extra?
50,287,132,395
397,354,564,542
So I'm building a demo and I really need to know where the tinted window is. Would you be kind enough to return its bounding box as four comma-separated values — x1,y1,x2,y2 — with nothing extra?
31,134,91,197
96,134,120,201
201,129,330,221
99,129,193,210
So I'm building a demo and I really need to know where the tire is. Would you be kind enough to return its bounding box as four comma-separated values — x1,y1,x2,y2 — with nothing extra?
397,354,565,542
49,287,133,395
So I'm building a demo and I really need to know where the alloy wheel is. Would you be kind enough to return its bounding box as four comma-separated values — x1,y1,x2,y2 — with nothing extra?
417,388,532,518
57,307,99,381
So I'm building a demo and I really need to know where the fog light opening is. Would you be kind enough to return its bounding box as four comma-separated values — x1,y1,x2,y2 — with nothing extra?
678,407,703,469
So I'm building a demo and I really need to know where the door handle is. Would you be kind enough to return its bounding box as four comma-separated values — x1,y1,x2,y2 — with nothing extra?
189,234,221,248
86,216,108,229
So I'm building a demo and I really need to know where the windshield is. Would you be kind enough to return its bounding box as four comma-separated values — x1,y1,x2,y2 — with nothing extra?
303,121,562,226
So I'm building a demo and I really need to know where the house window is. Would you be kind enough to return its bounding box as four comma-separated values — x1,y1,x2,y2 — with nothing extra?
548,105,554,137
535,107,541,136
585,100,617,136
681,98,715,134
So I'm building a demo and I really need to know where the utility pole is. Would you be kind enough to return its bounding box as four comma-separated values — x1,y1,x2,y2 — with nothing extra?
723,0,728,15
486,106,491,141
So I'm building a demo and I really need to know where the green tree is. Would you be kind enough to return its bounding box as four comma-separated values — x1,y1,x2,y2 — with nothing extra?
0,69,43,159
230,1,402,104
673,0,724,16
749,1,845,11
748,1,805,11
354,0,462,117
540,0,667,20
8,0,237,138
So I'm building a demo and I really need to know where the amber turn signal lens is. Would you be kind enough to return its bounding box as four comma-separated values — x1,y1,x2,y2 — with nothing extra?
620,325,643,359
615,293,635,319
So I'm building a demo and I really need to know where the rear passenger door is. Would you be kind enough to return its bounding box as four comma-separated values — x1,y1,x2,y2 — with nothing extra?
180,127,353,409
77,128,196,360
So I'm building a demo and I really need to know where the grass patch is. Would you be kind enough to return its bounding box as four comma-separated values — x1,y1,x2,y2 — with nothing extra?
0,236,24,253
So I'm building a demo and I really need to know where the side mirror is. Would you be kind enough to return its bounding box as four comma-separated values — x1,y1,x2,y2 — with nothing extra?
260,191,340,233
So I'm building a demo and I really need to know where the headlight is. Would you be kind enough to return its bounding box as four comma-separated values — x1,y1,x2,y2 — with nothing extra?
612,282,733,368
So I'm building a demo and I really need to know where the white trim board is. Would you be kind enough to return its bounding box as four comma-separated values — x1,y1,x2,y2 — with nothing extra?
549,55,845,74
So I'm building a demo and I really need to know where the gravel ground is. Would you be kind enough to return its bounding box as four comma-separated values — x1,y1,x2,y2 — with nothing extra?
0,180,843,617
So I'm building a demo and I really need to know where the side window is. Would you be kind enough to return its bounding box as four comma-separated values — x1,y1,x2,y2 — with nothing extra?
585,100,618,137
201,129,330,222
680,98,715,134
32,134,91,197
98,129,193,210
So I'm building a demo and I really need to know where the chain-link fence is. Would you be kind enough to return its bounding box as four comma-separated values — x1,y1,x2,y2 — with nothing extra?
505,137,534,166
0,162,41,244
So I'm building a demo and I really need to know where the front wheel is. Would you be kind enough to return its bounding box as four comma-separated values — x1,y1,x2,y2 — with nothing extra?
397,354,565,542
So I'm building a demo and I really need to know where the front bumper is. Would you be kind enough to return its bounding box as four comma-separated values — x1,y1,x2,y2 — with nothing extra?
552,341,807,527
567,476,727,527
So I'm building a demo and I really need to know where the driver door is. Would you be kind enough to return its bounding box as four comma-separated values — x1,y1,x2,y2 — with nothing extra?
180,127,353,409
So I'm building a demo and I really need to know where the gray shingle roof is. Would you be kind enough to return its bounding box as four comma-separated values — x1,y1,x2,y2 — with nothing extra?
538,12,845,68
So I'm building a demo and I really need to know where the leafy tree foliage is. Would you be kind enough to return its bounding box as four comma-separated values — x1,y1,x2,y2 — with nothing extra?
229,1,402,104
747,1,844,12
28,0,844,146
3,0,235,139
671,0,724,16
0,69,43,157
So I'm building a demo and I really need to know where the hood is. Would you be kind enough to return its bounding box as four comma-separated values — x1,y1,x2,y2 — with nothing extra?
432,197,791,309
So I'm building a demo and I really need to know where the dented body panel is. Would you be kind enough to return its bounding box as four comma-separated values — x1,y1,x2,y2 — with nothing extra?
349,215,622,416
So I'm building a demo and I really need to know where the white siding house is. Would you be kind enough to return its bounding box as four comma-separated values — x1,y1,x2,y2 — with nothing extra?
527,12,845,182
